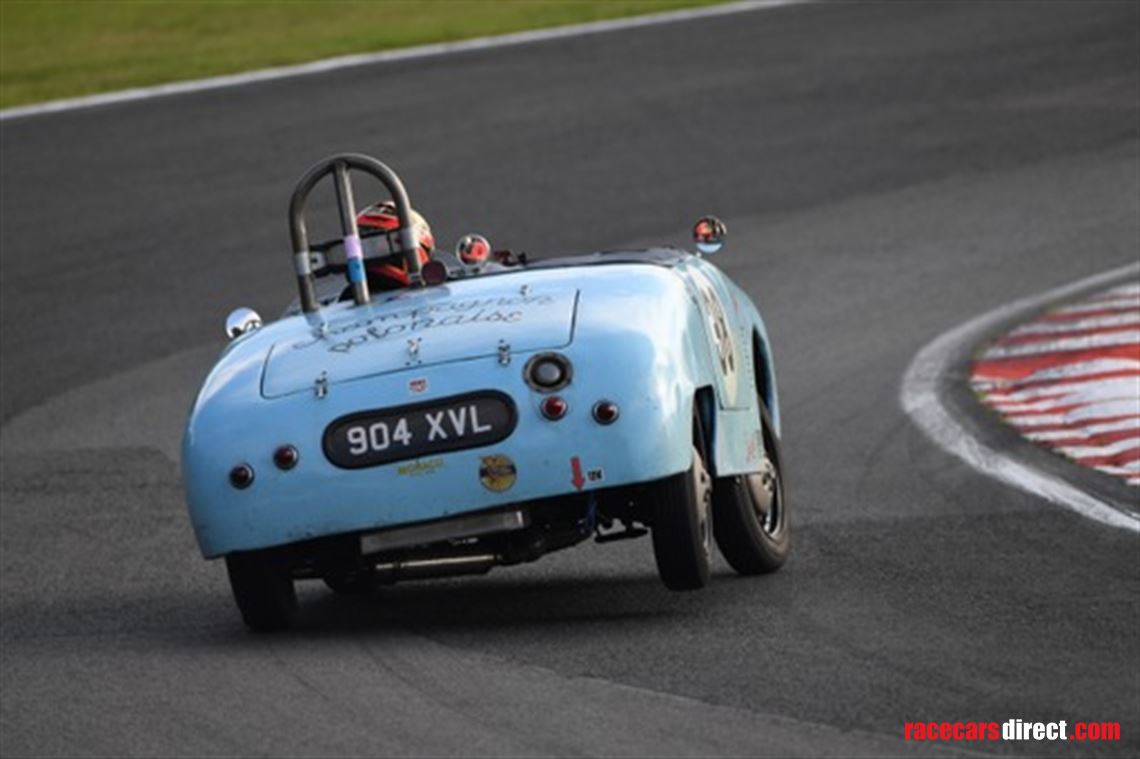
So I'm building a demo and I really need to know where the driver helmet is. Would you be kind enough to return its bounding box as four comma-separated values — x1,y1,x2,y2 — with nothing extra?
355,200,435,290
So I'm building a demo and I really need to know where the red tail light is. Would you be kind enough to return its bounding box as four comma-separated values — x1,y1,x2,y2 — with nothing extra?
273,445,299,470
592,400,619,425
229,464,255,489
540,396,568,420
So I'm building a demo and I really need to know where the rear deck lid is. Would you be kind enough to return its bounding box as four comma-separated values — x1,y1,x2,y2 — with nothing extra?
262,281,578,398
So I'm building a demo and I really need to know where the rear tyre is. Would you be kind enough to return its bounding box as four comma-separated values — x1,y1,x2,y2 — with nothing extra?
650,445,713,591
712,402,790,574
225,550,297,632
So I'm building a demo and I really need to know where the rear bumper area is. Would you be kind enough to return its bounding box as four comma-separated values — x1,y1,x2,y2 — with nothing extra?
242,490,645,582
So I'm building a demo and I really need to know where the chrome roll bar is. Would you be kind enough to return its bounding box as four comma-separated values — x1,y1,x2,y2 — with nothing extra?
288,153,421,313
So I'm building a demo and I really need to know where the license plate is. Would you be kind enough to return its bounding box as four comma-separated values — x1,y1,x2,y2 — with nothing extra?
323,391,517,469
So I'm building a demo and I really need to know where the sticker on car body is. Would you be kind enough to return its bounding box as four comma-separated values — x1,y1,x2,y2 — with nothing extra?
687,268,740,405
479,454,517,492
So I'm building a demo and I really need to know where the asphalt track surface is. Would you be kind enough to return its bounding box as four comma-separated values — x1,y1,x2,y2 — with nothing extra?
2,2,1138,756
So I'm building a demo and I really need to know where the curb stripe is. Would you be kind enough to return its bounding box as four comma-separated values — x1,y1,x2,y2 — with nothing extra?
900,262,1140,533
1053,296,1140,315
1025,419,1140,441
985,378,1140,403
1010,311,1140,335
982,330,1140,359
970,279,1140,488
973,346,1140,379
998,322,1140,345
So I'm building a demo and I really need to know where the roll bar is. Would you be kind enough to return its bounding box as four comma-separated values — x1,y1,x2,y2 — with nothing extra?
288,153,422,313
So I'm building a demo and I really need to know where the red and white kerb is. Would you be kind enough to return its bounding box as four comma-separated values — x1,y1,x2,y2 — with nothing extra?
970,281,1140,487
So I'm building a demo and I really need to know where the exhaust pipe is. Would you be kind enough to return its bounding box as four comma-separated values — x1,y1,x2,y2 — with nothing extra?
373,554,498,582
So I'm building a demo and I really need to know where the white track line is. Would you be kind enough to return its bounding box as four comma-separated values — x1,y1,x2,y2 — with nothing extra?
900,262,1140,533
0,0,811,122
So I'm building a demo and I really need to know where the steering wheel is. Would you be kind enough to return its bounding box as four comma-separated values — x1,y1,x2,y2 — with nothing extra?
288,153,421,313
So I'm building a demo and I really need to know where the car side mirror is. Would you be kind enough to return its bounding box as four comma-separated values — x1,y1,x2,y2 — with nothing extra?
225,307,262,340
456,233,492,273
693,216,727,254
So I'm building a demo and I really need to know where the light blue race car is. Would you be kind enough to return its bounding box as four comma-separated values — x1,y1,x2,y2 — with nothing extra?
182,153,789,631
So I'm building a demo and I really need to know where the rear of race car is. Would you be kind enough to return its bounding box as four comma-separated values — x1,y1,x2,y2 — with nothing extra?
182,265,709,595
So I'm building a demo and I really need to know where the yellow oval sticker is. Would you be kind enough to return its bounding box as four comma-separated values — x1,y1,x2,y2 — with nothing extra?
479,454,517,492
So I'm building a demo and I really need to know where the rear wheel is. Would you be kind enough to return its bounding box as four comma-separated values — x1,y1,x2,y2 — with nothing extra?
650,445,713,591
225,550,297,632
712,402,790,574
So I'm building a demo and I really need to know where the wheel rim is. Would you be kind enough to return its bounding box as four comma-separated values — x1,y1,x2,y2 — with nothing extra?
693,446,713,559
745,451,781,535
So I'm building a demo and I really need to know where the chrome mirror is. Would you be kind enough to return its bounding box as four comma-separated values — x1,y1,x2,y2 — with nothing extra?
693,216,727,254
225,307,262,340
456,234,491,273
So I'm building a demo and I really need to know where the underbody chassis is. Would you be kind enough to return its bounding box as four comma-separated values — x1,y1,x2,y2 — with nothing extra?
242,484,652,589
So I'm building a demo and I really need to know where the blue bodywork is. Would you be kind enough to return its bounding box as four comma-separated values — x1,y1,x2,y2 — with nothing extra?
182,249,779,559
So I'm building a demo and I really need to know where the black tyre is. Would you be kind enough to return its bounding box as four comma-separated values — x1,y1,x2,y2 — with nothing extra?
650,445,713,591
225,550,297,632
712,402,790,574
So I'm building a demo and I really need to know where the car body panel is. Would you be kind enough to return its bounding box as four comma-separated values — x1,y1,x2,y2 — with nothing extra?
182,251,778,558
262,281,579,398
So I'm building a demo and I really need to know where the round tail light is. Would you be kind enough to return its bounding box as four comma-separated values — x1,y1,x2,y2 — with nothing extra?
540,396,568,420
273,445,299,470
229,464,255,489
592,400,619,425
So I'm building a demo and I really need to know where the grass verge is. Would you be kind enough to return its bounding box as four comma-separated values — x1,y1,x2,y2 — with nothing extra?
0,0,724,109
